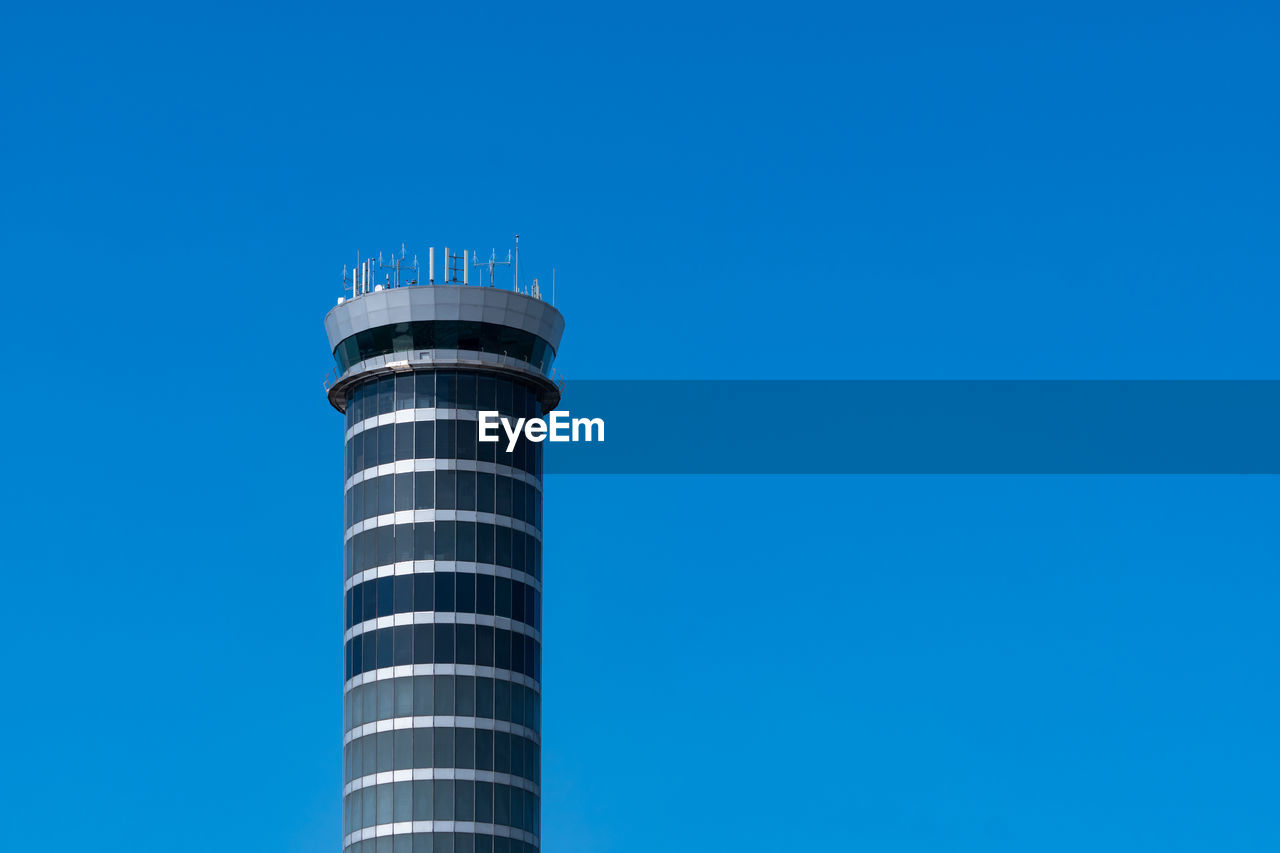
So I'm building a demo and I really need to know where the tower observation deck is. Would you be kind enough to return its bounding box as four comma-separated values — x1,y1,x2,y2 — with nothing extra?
323,242,564,853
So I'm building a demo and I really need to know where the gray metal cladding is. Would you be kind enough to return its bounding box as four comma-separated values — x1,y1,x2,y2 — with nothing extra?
325,286,565,355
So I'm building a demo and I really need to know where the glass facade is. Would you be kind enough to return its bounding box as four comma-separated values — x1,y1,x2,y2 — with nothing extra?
339,367,546,853
345,573,541,632
342,726,541,783
334,322,556,375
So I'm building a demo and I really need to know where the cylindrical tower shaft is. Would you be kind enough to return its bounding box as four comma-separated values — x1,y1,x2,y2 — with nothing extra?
324,282,564,853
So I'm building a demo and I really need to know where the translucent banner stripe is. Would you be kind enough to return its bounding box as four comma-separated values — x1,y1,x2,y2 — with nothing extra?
538,381,1280,474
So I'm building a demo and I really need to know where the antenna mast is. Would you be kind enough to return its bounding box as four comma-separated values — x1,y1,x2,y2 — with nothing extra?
378,244,419,287
473,248,511,287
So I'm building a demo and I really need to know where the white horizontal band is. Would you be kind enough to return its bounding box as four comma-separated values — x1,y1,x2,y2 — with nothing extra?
346,406,484,442
344,510,541,544
344,612,540,645
345,456,541,493
343,767,539,798
343,820,538,848
344,562,541,595
343,716,539,747
345,664,540,695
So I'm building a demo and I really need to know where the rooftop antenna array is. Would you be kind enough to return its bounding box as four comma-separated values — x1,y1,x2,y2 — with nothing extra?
339,236,549,303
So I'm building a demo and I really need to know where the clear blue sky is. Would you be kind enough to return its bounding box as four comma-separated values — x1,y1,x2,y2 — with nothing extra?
3,2,1278,851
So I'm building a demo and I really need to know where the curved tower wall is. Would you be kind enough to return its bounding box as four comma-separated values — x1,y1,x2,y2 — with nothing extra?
324,283,564,853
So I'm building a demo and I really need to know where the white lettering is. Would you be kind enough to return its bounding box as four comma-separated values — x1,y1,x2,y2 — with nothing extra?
549,410,570,441
479,410,605,450
502,417,525,453
478,411,500,442
573,416,605,442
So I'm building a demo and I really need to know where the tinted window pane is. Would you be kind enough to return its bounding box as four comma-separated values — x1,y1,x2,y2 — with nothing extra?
394,523,413,563
476,473,494,513
413,521,434,560
393,625,412,666
434,779,454,821
377,577,394,617
435,674,455,714
436,470,456,510
496,380,512,417
396,373,415,410
496,478,512,517
414,421,435,458
394,575,413,612
434,572,455,612
476,523,495,566
456,675,475,716
455,570,475,612
434,623,454,663
476,574,494,616
457,420,477,461
435,521,456,561
456,521,476,563
475,624,494,667
395,472,413,512
377,424,394,465
377,377,394,414
414,471,434,509
495,526,511,567
378,476,394,515
437,373,456,408
413,575,433,611
413,624,433,664
434,728,455,767
476,732,494,773
436,420,456,458
395,423,414,460
457,471,476,511
456,624,475,665
415,372,435,408
477,376,496,411
457,372,476,410
413,778,433,821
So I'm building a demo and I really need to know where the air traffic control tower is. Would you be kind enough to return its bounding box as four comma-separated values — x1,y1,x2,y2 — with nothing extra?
323,244,563,853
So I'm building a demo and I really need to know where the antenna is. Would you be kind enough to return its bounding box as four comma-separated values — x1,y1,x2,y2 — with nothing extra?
429,247,435,284
378,243,418,287
514,234,520,293
440,247,472,284
474,248,511,287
